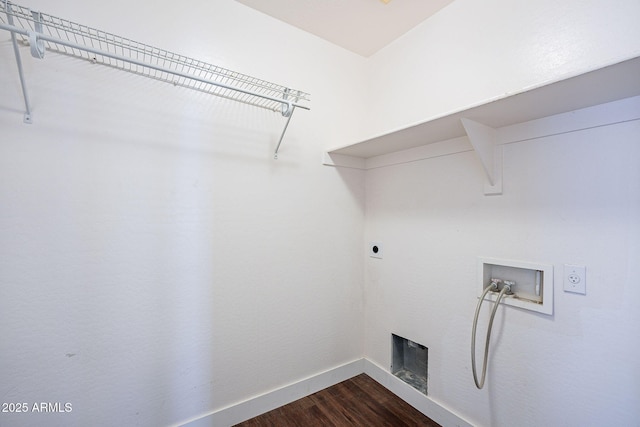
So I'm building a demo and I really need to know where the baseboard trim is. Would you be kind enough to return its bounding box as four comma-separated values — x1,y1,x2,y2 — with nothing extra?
179,359,364,427
363,359,474,427
179,358,473,427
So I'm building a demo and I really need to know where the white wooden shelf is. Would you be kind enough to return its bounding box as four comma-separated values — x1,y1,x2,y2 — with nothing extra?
324,56,640,194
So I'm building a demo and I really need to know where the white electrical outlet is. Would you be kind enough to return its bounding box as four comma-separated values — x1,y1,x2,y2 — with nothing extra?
563,264,586,294
369,242,383,259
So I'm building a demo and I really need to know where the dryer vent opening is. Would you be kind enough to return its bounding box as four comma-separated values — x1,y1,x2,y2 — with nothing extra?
391,334,428,395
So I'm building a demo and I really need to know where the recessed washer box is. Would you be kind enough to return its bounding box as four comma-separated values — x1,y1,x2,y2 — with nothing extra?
478,257,554,315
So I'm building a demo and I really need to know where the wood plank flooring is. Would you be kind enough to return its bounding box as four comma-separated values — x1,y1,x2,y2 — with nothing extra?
233,374,442,427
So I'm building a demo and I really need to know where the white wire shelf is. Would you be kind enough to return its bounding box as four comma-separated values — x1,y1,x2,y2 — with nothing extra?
0,1,310,157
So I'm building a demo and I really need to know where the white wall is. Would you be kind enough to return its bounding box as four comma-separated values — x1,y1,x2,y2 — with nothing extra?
362,0,640,425
365,0,640,137
0,1,367,426
364,112,640,427
3,1,640,426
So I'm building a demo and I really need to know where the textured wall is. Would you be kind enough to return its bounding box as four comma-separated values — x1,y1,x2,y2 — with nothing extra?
0,1,366,426
2,1,640,426
365,0,640,137
362,1,640,425
363,115,640,426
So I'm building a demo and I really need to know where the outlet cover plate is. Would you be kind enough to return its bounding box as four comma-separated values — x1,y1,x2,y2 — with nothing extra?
563,264,586,294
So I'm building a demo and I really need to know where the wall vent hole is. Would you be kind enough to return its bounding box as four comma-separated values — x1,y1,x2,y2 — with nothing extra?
391,334,428,395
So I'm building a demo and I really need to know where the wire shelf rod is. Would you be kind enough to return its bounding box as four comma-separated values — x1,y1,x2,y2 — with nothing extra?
0,21,309,113
0,2,310,111
1,1,310,157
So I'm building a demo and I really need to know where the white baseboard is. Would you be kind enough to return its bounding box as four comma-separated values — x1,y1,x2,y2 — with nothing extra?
363,359,474,427
179,359,364,427
179,358,473,427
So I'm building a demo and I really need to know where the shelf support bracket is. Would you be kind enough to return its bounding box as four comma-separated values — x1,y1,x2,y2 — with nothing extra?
461,118,502,195
274,105,295,160
28,10,46,59
274,88,297,159
4,1,33,123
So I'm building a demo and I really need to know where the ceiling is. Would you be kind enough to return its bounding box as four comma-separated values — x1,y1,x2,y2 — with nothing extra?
235,0,455,57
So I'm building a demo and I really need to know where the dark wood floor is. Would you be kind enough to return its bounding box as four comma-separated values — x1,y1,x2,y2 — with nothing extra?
233,374,441,427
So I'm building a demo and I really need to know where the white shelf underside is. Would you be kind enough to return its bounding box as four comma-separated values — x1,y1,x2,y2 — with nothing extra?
327,56,640,160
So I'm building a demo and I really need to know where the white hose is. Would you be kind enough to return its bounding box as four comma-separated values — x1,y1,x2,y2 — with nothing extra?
471,282,510,389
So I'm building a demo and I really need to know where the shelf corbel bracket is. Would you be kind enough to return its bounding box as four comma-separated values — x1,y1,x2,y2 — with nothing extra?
461,118,503,195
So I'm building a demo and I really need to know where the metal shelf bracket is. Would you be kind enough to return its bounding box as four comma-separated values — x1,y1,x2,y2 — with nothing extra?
27,9,44,58
4,0,32,123
274,88,298,159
